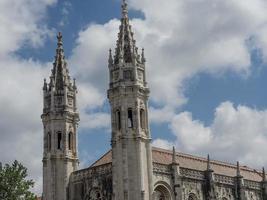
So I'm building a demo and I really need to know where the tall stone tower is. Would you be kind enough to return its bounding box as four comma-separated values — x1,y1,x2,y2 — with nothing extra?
107,1,153,199
42,32,79,200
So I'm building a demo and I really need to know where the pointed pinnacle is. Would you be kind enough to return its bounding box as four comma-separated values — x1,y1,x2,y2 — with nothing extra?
207,154,211,171
73,78,77,90
172,146,176,163
141,48,146,63
57,32,63,48
263,167,266,182
43,79,48,91
122,0,128,18
109,49,113,64
237,161,241,177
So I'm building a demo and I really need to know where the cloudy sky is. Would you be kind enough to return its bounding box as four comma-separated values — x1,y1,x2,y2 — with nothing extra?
1,0,267,195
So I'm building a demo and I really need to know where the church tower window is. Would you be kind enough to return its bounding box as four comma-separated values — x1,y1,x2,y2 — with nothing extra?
57,132,62,150
128,108,133,128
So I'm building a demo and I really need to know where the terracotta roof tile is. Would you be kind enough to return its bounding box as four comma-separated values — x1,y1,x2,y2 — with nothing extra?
90,147,263,182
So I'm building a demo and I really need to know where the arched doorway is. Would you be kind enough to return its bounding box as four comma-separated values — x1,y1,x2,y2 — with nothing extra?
153,185,172,200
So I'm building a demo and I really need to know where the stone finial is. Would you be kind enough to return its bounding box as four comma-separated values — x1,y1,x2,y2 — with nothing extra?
122,0,128,18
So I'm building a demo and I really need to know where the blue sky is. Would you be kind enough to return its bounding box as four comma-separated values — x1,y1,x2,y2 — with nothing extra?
1,0,267,194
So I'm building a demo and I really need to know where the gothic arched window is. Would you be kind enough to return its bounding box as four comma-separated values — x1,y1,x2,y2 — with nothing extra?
128,108,133,128
140,109,145,129
188,193,197,200
68,132,73,150
116,110,121,130
57,132,62,150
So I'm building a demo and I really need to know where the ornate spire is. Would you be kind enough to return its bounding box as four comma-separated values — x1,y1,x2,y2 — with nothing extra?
113,0,141,64
50,32,71,90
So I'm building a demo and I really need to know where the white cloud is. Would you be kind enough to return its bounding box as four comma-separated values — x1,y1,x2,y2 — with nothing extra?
59,1,72,27
154,102,267,168
1,0,267,196
63,0,267,171
170,112,212,152
0,57,51,195
0,0,57,195
0,0,56,54
68,0,267,124
152,139,174,150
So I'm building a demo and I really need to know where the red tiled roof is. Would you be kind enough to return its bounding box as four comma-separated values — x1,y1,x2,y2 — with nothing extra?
90,147,263,182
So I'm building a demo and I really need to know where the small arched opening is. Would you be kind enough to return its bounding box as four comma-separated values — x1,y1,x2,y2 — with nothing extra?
57,132,62,150
128,108,133,128
140,108,145,129
68,132,73,150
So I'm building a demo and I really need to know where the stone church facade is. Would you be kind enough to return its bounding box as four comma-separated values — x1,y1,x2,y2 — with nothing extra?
42,1,267,200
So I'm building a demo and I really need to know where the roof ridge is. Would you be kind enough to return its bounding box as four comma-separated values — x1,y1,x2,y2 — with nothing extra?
151,147,261,174
90,149,112,167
